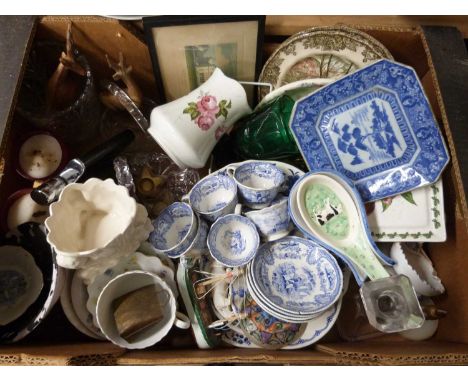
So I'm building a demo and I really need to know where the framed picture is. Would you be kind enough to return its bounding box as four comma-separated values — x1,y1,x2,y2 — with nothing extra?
143,15,265,104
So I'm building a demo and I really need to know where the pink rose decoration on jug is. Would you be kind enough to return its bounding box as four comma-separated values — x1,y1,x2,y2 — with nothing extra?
196,114,216,131
183,93,232,131
197,95,220,115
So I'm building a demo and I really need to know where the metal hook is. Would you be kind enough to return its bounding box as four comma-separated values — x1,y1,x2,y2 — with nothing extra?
238,81,273,94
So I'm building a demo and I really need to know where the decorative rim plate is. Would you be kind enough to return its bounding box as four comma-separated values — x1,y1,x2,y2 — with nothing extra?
71,271,105,339
367,179,446,242
258,25,393,101
249,236,343,316
60,270,104,340
289,59,450,202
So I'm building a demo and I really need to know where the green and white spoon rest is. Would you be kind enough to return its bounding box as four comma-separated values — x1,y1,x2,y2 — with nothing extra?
289,170,424,333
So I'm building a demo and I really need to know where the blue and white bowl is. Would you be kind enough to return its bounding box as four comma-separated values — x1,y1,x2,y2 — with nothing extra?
208,214,260,267
248,236,343,316
187,175,238,222
228,161,285,209
149,202,198,258
244,196,293,241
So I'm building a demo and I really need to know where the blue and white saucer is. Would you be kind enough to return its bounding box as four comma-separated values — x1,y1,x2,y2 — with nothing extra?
248,236,342,316
289,59,450,202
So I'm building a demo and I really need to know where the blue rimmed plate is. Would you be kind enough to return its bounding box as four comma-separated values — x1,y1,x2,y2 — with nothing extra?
289,59,449,202
249,236,342,316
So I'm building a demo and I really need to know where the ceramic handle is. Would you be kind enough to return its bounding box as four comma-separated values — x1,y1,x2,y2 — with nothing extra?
226,164,238,178
234,203,243,215
174,311,191,330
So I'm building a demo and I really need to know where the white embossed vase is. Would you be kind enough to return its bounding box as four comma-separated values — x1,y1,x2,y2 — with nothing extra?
148,68,251,169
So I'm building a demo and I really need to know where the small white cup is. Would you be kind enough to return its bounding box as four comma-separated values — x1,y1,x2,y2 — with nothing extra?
96,270,190,349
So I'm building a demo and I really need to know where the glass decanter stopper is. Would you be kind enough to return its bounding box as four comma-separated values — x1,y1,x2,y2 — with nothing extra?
233,95,300,161
360,275,425,333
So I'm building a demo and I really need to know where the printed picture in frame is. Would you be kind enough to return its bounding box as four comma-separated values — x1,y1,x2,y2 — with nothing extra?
143,15,265,105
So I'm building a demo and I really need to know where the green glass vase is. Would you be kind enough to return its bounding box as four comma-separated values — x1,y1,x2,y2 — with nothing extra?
233,94,300,161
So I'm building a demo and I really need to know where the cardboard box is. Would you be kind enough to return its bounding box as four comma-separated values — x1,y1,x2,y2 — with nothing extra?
0,16,467,365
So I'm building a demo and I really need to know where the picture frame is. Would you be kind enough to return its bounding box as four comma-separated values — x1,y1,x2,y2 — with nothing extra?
143,15,265,105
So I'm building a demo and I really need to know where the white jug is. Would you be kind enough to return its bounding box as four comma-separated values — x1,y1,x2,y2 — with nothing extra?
148,68,252,169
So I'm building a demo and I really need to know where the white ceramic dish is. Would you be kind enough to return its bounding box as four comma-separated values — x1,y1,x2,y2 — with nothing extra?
367,180,446,242
138,241,176,273
71,271,104,338
390,243,445,297
60,270,103,340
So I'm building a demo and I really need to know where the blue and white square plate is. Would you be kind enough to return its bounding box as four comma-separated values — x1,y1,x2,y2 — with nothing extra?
289,59,450,202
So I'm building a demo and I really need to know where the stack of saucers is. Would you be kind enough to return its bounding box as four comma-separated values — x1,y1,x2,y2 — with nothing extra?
246,236,343,323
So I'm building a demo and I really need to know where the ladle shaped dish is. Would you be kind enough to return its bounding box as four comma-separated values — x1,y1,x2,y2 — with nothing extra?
289,170,394,284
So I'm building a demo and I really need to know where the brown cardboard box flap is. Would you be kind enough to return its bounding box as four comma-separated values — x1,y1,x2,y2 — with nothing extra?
117,348,337,366
0,342,125,366
317,341,468,365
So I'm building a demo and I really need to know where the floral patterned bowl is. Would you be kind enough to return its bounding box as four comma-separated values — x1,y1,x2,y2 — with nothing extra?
207,214,259,267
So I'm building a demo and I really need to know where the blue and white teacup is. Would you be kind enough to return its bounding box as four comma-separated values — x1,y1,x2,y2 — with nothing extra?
185,174,238,222
207,214,259,267
244,196,293,241
149,202,198,258
227,161,285,209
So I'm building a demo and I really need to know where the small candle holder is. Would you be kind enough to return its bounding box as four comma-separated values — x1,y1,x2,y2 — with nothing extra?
360,275,425,333
16,131,68,181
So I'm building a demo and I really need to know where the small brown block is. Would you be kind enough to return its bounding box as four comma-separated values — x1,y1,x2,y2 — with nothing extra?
112,285,166,341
